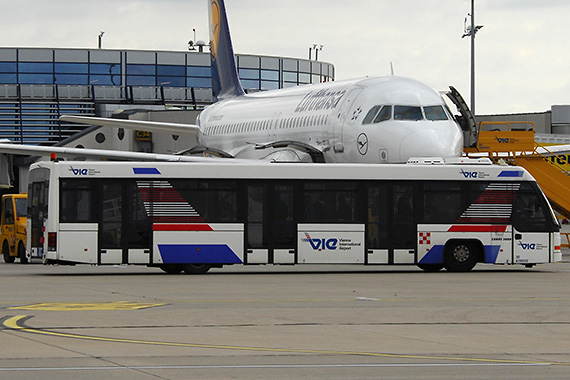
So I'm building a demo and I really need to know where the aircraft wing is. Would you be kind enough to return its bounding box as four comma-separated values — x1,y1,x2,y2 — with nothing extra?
0,141,214,162
60,115,201,137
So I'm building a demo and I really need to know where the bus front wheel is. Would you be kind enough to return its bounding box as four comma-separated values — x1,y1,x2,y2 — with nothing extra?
183,264,211,274
444,241,479,272
2,242,14,264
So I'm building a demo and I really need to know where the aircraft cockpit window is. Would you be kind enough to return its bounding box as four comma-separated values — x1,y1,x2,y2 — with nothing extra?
373,105,392,123
394,106,423,121
362,106,382,124
362,105,392,125
424,105,449,121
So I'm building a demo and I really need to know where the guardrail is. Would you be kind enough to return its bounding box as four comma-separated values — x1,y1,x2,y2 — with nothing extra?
0,84,212,106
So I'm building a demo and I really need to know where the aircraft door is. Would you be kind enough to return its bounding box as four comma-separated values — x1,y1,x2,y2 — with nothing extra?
333,88,363,153
270,112,282,141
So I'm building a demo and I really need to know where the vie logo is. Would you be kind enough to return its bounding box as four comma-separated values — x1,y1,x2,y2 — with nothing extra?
518,241,536,250
70,167,89,176
69,167,99,176
302,233,338,251
460,169,478,178
495,137,510,143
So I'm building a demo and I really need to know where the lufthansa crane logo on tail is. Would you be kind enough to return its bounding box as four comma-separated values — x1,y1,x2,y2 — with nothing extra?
210,0,221,61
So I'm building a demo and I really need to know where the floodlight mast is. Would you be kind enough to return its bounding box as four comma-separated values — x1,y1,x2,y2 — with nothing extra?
462,0,483,115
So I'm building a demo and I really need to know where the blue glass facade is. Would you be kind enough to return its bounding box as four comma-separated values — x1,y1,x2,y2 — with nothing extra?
0,48,334,90
0,48,335,145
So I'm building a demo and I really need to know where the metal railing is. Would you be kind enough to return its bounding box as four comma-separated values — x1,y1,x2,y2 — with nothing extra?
0,84,213,106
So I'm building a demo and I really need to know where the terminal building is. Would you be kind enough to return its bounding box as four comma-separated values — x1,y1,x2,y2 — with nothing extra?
0,47,335,190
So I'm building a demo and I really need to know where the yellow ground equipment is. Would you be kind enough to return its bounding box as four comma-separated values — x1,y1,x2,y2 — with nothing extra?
1,193,27,263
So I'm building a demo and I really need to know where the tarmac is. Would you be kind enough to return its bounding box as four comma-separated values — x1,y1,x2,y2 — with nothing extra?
0,252,569,379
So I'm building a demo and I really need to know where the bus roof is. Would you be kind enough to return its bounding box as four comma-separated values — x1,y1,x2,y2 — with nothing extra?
29,159,536,183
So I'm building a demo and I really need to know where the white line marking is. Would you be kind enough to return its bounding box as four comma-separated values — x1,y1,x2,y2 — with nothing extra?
0,362,552,372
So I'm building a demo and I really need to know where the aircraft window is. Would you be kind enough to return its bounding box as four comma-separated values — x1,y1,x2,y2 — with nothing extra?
394,106,423,121
424,105,448,121
373,106,392,123
362,106,382,124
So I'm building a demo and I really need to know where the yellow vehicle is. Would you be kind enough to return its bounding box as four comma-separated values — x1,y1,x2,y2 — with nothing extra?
1,193,27,263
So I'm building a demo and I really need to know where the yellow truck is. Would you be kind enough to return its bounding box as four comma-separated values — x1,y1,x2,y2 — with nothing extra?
1,193,27,263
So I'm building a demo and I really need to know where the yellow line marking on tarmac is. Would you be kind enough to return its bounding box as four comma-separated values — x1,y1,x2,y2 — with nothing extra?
2,315,565,367
8,301,166,311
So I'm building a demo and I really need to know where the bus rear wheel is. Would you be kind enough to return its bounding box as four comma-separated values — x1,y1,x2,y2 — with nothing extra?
444,241,478,272
183,264,211,274
2,242,14,263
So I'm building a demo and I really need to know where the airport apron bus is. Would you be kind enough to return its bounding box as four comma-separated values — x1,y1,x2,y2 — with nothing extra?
26,158,561,273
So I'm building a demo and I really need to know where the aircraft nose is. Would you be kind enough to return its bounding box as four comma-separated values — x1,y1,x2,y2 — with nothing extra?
399,124,463,162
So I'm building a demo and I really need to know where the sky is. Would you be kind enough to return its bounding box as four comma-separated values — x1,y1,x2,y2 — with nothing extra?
1,0,569,115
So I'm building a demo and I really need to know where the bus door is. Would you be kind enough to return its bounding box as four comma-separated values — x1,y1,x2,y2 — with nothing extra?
245,184,295,264
367,184,389,264
99,181,151,265
392,184,416,264
511,189,551,264
367,183,416,264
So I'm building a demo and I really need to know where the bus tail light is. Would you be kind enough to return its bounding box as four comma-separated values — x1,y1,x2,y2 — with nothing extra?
48,232,57,251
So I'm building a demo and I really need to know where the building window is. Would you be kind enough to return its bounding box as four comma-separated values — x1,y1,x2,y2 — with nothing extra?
126,64,156,76
19,62,53,73
55,63,88,74
239,68,260,80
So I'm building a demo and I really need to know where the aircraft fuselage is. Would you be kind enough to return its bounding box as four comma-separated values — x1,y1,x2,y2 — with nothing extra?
198,75,463,163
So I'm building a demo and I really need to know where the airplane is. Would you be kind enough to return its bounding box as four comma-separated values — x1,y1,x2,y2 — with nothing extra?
0,0,465,164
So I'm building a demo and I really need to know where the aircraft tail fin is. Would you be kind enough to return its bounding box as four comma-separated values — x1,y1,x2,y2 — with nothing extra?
209,0,245,100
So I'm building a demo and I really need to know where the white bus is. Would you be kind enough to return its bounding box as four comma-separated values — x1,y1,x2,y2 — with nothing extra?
26,158,561,273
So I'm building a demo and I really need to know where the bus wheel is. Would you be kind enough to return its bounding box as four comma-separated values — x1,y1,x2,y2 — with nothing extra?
159,264,183,274
417,263,444,272
183,264,211,274
18,243,28,264
444,241,478,272
2,242,15,263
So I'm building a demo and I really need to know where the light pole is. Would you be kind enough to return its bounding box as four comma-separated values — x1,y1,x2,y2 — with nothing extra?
98,31,105,49
314,44,323,61
309,44,323,60
462,0,483,115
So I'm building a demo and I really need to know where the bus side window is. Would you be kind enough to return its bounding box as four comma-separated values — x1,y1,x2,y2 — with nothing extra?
512,191,548,232
60,180,94,223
